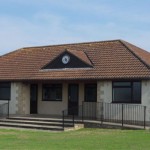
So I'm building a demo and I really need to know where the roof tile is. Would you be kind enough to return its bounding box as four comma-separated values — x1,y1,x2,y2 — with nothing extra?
0,40,150,81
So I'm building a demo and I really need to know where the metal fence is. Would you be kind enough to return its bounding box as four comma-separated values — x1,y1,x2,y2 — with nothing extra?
62,102,146,129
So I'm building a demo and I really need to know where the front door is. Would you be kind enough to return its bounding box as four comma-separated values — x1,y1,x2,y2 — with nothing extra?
68,84,79,115
30,84,38,114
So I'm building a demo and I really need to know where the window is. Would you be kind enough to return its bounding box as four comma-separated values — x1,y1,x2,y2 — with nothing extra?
0,82,11,100
85,84,97,102
42,84,62,101
112,81,141,103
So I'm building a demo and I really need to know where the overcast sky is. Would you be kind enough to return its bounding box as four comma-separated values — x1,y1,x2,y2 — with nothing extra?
0,0,150,55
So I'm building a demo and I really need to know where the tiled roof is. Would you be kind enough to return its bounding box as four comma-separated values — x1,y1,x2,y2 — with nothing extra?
120,40,150,68
66,49,93,66
0,39,150,81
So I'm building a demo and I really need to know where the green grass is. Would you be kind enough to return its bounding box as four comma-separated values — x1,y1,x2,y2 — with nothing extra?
0,128,149,150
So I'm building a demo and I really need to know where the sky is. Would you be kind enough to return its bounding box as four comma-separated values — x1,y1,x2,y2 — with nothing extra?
0,0,150,55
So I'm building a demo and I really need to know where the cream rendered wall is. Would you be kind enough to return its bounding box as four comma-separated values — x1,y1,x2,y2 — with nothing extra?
79,83,84,105
38,83,68,115
38,82,84,115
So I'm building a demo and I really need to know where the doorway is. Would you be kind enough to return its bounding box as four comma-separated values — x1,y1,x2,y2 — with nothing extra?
68,84,79,115
30,84,38,114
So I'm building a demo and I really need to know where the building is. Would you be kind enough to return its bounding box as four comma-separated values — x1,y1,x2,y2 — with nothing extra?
0,39,150,124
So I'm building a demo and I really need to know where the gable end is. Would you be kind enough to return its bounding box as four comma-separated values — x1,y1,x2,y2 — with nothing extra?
42,50,93,70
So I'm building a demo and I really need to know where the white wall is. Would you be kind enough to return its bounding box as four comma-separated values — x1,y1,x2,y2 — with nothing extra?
96,81,112,119
97,81,112,103
141,80,150,122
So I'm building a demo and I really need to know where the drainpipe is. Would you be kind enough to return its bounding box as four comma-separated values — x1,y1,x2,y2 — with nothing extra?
144,106,146,129
7,100,10,118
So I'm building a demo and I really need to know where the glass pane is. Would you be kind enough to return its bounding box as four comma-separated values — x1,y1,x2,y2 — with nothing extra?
43,88,49,100
0,83,10,88
70,85,78,102
113,82,131,87
49,88,56,100
43,84,62,101
85,84,97,102
113,88,131,102
133,82,141,103
0,88,10,100
55,87,62,100
31,86,37,101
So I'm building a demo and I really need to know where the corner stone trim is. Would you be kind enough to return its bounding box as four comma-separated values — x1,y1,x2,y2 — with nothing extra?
16,83,30,115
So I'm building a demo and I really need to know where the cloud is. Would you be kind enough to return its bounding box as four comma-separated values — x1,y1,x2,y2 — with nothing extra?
0,13,86,55
0,0,150,55
1,11,150,56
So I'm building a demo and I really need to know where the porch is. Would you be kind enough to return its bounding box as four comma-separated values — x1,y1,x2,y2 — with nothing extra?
13,81,98,116
0,101,148,131
0,80,149,131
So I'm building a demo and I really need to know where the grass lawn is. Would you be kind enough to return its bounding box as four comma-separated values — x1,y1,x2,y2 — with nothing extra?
0,128,149,150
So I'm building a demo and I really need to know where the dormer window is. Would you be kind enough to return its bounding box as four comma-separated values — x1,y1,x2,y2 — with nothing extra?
41,49,93,70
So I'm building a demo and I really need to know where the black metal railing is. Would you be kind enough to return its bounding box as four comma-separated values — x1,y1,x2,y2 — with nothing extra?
62,108,75,129
0,101,9,118
62,105,83,129
62,102,146,129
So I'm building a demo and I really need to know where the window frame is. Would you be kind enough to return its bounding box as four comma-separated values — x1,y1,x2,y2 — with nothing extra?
84,84,97,102
0,82,11,101
42,84,62,101
112,81,141,104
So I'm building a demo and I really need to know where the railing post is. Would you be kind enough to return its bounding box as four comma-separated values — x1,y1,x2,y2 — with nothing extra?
101,102,103,125
82,101,84,122
144,106,146,129
62,111,64,130
122,104,124,128
73,113,75,127
7,100,10,118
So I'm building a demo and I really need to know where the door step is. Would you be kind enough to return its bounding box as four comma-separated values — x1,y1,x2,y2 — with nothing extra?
0,117,83,131
0,119,73,127
0,122,63,131
8,116,63,122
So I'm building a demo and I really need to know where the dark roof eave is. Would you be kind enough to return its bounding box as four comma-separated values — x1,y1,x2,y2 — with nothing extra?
0,76,150,82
